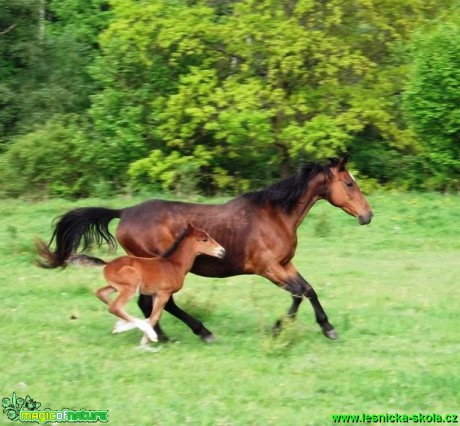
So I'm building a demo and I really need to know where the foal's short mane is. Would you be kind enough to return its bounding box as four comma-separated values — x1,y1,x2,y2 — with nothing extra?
162,226,193,258
243,161,334,213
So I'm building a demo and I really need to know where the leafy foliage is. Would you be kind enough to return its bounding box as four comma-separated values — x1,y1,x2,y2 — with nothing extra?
403,20,460,190
0,115,102,198
0,0,458,197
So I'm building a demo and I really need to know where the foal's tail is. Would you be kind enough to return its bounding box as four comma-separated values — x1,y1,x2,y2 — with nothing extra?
35,239,107,268
36,207,121,268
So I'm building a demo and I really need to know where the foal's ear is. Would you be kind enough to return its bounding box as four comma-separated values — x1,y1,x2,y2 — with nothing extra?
186,222,195,233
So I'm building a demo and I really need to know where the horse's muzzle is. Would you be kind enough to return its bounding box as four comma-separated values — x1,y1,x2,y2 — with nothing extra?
358,211,373,225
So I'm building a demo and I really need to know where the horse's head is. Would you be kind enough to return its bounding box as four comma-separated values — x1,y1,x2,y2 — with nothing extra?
186,223,226,258
324,155,373,225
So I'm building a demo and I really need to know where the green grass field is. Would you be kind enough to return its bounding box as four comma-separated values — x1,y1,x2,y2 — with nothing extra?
1,193,459,425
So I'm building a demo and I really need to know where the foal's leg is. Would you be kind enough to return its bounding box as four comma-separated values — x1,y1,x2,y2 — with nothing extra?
262,263,337,339
139,293,170,346
96,285,116,305
148,292,170,329
137,295,169,342
107,285,158,342
96,285,131,333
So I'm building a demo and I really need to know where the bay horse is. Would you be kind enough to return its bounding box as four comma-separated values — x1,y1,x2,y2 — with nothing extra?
38,155,373,341
38,224,225,345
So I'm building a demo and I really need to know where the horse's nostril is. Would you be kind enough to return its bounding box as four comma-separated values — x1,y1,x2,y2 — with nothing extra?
358,212,373,225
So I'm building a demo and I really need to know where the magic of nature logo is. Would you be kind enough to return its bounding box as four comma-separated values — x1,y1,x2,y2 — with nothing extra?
2,392,108,424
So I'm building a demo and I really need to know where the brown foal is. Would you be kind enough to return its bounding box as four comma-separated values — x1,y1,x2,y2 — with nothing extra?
38,224,225,345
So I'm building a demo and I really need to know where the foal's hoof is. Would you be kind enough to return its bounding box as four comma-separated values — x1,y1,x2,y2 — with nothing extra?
147,333,159,343
113,319,136,334
138,344,161,353
140,333,159,346
323,328,339,339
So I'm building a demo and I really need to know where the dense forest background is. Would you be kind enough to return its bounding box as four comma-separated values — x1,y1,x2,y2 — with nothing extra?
0,0,459,198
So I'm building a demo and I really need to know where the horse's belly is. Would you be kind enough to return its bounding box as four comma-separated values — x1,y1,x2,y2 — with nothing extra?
190,255,247,278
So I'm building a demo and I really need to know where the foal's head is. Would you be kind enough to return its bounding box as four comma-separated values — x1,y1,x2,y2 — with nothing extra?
185,224,226,258
324,155,373,225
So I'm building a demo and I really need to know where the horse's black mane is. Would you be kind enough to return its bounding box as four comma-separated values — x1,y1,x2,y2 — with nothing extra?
243,161,334,213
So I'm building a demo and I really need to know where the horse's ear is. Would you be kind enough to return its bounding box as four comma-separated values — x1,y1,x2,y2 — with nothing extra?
337,153,349,171
186,223,195,233
328,157,339,167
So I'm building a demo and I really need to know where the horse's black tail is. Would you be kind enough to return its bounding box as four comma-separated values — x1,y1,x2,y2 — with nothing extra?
36,207,122,268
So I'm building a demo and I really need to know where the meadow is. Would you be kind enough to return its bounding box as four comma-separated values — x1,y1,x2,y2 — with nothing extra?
0,192,459,425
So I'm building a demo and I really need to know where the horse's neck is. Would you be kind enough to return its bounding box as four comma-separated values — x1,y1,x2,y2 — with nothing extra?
289,172,326,230
168,238,199,274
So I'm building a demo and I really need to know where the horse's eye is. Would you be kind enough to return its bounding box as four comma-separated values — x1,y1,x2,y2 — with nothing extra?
346,181,354,188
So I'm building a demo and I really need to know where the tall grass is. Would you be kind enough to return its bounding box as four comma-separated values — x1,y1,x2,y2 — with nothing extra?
0,193,459,425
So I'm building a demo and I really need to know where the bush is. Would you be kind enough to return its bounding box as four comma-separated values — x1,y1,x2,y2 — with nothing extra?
0,115,100,198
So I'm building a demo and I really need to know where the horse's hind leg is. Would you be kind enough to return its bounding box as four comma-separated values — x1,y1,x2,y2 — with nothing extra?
165,296,215,343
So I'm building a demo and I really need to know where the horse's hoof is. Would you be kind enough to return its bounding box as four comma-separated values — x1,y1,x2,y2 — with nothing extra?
272,320,283,337
324,328,339,339
157,334,170,343
201,333,215,343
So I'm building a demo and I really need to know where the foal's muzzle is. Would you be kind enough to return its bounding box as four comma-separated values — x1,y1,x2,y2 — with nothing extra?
215,247,226,258
358,211,373,225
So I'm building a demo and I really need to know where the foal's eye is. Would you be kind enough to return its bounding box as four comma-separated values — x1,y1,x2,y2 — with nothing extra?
346,181,354,188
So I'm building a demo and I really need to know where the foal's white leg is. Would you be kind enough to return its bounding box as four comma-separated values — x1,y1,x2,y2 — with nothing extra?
137,333,161,352
113,318,158,342
113,317,158,341
139,334,150,347
112,319,137,334
132,318,158,342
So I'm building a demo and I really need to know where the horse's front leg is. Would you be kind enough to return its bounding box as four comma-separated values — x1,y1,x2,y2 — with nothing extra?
296,272,338,339
263,263,338,339
137,294,215,343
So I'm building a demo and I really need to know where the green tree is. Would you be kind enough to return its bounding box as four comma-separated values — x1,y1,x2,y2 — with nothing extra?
0,0,109,142
96,0,450,193
0,0,42,142
403,21,460,190
0,0,112,197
